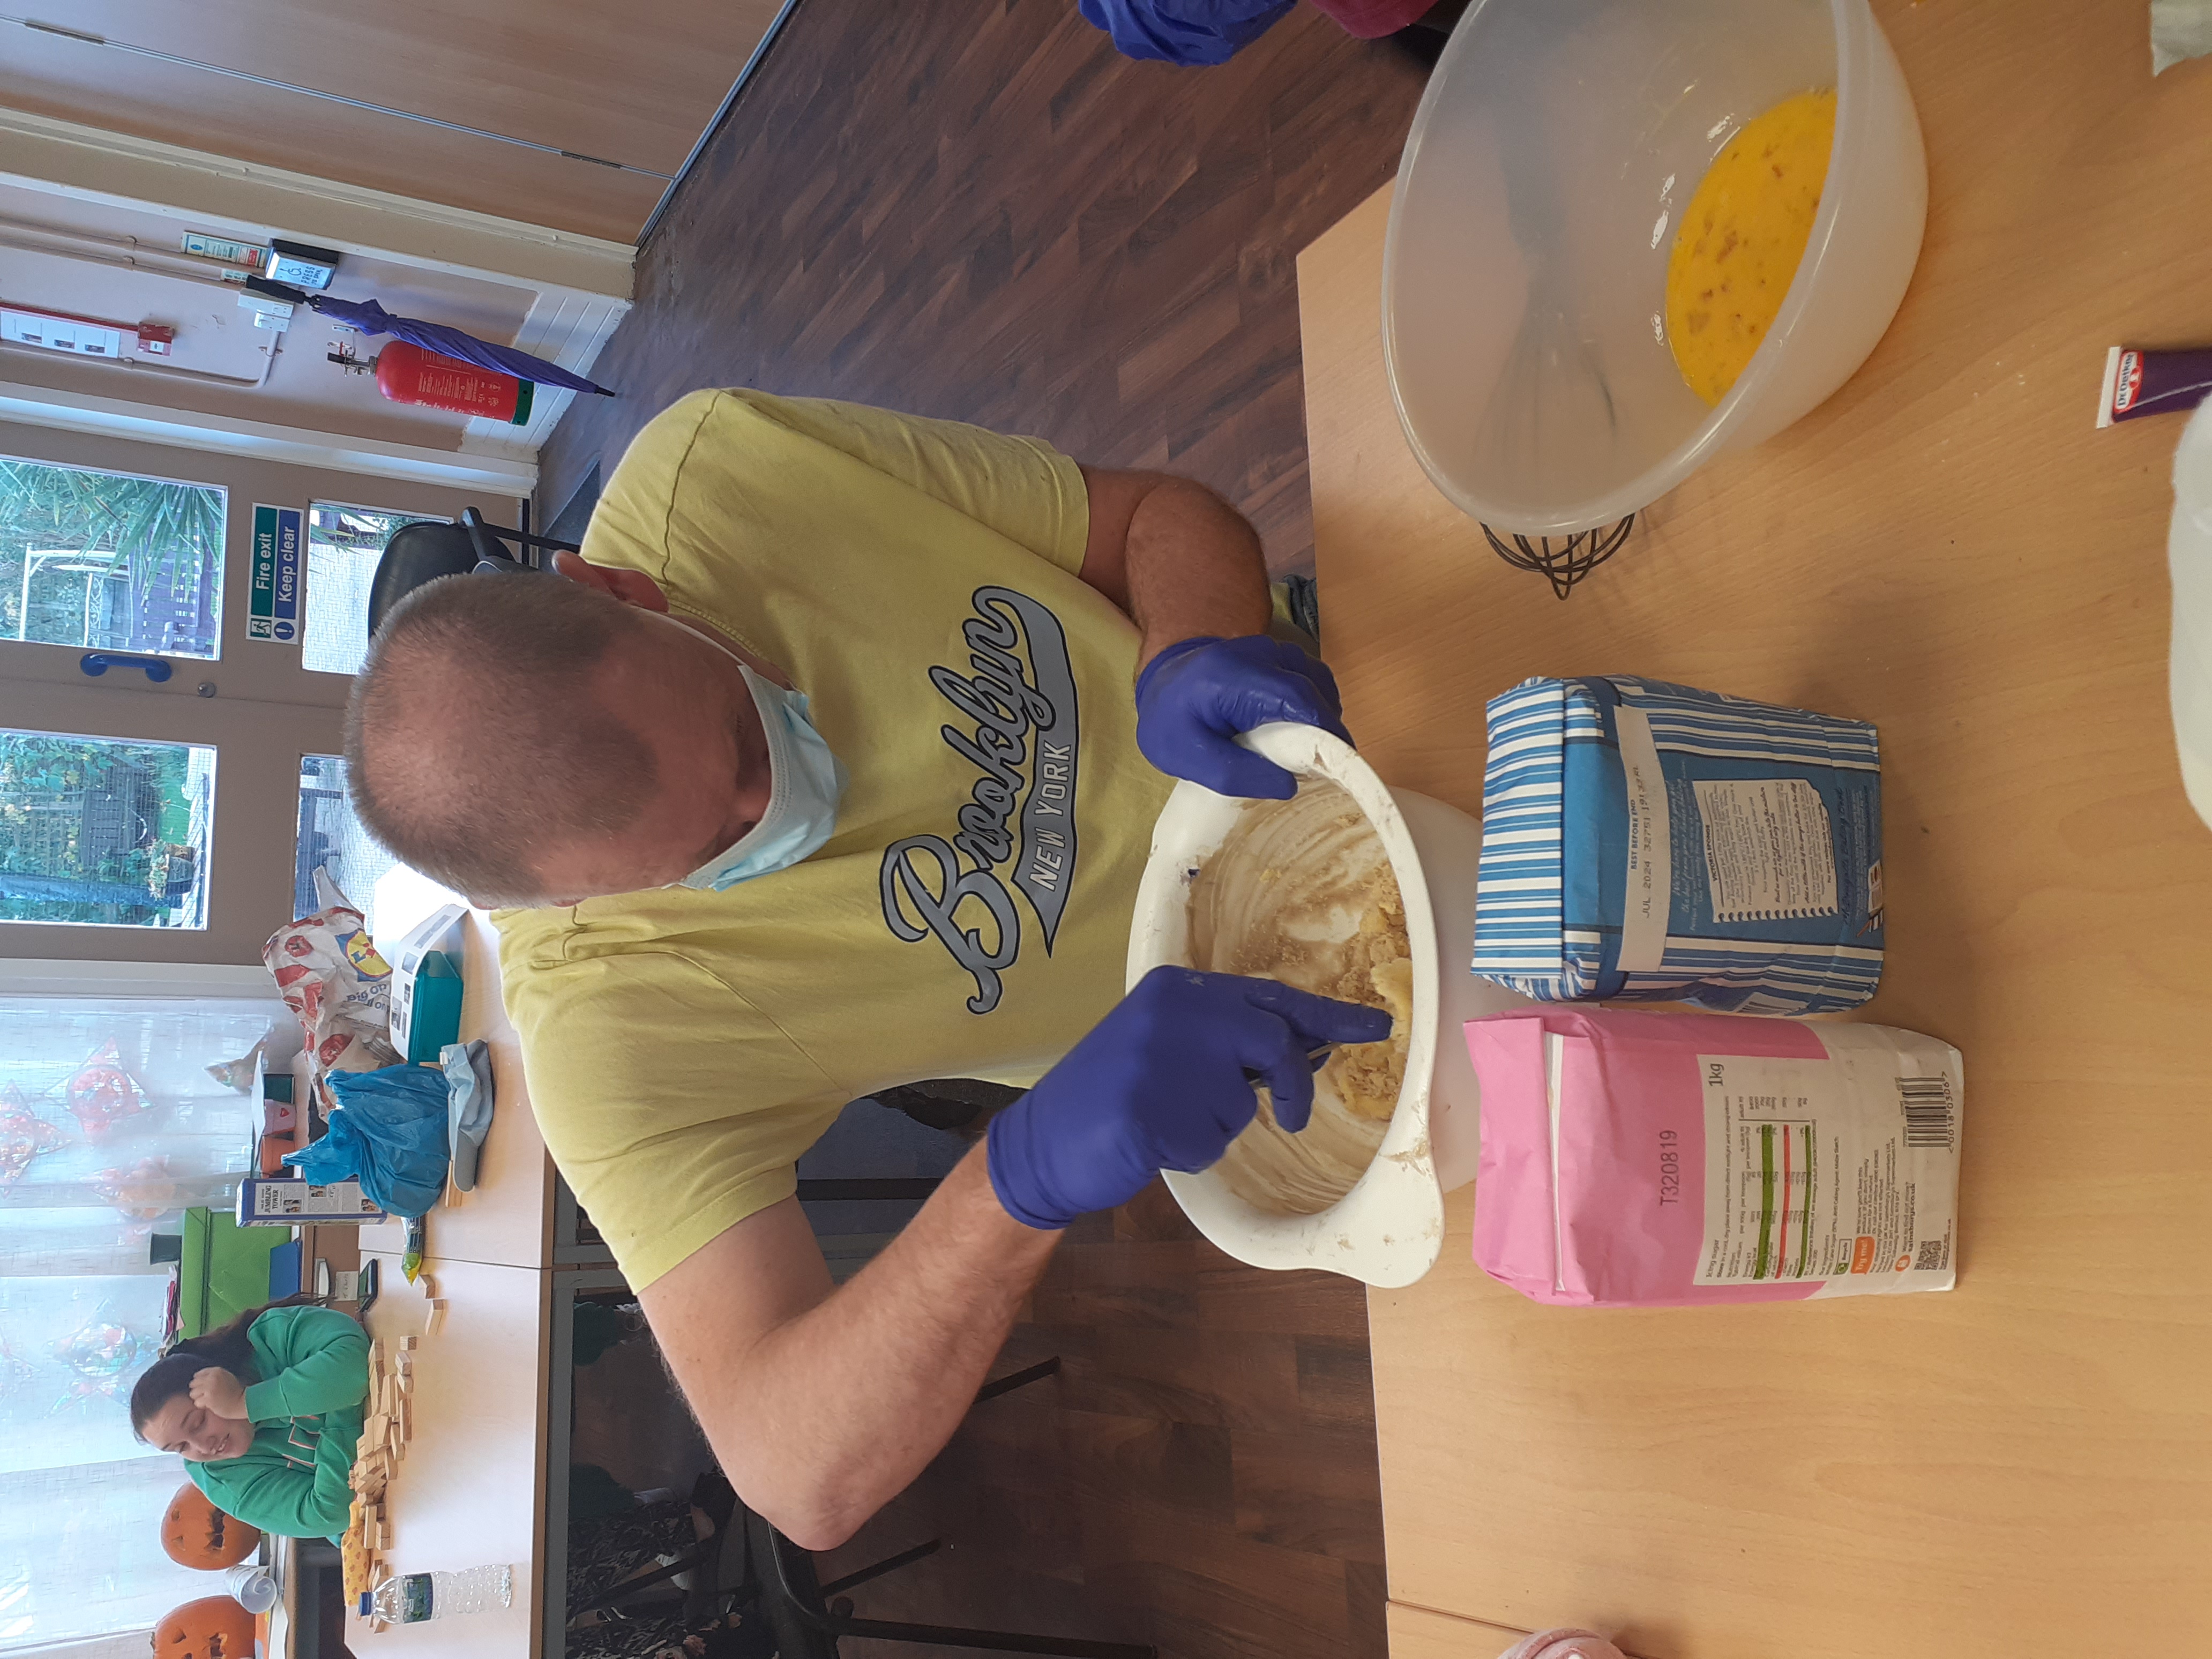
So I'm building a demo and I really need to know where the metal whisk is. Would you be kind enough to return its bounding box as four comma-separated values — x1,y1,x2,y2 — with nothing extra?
1481,515,1637,599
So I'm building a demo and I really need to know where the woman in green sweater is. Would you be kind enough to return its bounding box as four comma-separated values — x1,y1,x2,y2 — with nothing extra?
130,1298,369,1540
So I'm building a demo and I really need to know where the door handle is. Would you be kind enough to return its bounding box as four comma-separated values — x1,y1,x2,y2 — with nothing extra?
79,652,174,683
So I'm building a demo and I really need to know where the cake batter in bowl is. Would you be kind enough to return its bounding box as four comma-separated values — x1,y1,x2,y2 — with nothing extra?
1127,722,1528,1287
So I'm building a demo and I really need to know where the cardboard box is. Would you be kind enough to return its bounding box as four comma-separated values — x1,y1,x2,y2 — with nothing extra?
237,1177,385,1225
395,954,461,1063
387,903,466,1063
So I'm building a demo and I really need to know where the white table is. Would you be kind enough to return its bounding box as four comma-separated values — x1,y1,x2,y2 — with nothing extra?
335,900,609,1656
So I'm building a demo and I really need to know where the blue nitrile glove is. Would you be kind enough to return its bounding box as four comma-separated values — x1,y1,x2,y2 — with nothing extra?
1077,0,1297,65
987,965,1394,1230
1134,634,1353,799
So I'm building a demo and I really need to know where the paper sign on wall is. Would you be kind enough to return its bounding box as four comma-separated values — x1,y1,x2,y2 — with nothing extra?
248,504,303,642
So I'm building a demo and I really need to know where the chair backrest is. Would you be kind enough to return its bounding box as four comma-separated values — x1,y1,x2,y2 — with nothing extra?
745,1508,841,1659
365,521,496,642
364,509,582,644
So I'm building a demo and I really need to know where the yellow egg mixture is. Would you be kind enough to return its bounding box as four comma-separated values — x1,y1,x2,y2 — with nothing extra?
1664,88,1837,406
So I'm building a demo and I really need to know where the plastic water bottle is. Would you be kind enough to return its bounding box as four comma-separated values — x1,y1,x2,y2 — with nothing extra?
361,1565,513,1623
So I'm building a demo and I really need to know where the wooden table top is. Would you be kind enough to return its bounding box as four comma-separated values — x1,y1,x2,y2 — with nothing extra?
1296,3,2212,1655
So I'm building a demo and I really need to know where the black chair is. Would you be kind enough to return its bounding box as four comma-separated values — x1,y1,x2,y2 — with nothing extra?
691,1357,1149,1659
565,1361,1102,1651
738,1503,1153,1659
562,1459,751,1635
791,1178,943,1202
734,1362,1150,1659
364,506,581,641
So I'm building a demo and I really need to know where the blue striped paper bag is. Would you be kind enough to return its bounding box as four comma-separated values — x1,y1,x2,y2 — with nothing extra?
1473,676,1884,1014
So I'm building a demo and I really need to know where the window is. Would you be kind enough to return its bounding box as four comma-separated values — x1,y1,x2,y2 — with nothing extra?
0,993,276,1649
0,729,215,929
295,753,399,929
0,457,226,660
302,502,446,676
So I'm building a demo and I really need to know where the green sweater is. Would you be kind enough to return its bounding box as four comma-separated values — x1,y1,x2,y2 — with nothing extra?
185,1304,369,1539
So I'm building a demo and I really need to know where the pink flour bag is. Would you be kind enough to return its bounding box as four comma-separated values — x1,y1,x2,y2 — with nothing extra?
1467,1007,1963,1307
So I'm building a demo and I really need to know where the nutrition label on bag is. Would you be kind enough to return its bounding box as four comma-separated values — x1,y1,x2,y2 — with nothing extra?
1694,1028,1962,1295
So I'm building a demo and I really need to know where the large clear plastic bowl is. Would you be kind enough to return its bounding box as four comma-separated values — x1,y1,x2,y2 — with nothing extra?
1382,0,1927,536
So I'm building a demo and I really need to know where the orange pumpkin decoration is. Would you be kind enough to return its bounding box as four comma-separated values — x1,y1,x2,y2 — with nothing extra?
160,1482,260,1569
151,1596,256,1659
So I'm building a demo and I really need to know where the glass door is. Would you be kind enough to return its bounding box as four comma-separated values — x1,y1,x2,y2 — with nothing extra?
301,503,447,677
0,728,218,930
0,454,226,659
0,425,506,964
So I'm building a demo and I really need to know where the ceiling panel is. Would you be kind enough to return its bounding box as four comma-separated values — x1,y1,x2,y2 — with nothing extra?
1,0,789,240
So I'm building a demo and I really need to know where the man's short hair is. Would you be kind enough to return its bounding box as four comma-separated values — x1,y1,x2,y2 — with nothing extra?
344,572,657,905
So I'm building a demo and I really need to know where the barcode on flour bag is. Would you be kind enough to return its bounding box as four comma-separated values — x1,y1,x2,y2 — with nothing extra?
1897,1074,1956,1149
1472,675,1885,1014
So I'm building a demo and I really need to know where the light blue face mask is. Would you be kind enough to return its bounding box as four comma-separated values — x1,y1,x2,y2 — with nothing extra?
672,625,849,892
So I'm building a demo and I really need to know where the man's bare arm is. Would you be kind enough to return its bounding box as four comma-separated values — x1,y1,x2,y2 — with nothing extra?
637,1145,1058,1551
1077,466,1273,670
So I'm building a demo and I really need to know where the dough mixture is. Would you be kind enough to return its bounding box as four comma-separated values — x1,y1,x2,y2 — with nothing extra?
1665,88,1837,405
1186,782,1415,1215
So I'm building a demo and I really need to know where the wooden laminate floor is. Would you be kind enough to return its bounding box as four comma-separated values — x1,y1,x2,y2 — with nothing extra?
813,1184,1391,1659
541,5,1433,1657
538,0,1431,574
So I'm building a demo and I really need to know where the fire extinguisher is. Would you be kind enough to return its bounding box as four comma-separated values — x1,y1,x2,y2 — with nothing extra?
331,341,536,424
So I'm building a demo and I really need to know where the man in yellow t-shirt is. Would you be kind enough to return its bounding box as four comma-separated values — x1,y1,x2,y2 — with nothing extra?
344,388,1382,1550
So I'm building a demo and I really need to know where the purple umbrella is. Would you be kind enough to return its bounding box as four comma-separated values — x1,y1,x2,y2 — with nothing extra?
308,295,616,397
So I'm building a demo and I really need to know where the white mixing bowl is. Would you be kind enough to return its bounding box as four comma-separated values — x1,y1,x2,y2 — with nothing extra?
1383,0,1927,536
1126,723,1527,1288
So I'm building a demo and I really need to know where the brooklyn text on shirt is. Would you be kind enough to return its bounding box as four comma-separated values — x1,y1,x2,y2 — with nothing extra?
880,586,1083,1014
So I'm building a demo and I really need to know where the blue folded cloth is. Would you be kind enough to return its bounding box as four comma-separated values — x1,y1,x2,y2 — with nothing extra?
1473,675,1884,1014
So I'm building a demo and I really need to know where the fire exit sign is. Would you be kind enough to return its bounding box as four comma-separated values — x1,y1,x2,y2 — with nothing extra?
248,504,302,642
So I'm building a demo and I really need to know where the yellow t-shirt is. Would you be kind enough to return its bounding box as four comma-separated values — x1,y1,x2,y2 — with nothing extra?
496,390,1174,1288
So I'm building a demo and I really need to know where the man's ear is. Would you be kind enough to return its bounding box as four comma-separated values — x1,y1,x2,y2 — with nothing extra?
550,549,668,612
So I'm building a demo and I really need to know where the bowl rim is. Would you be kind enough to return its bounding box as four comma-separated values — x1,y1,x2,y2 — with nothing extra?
1381,0,1872,535
1128,722,1447,1288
